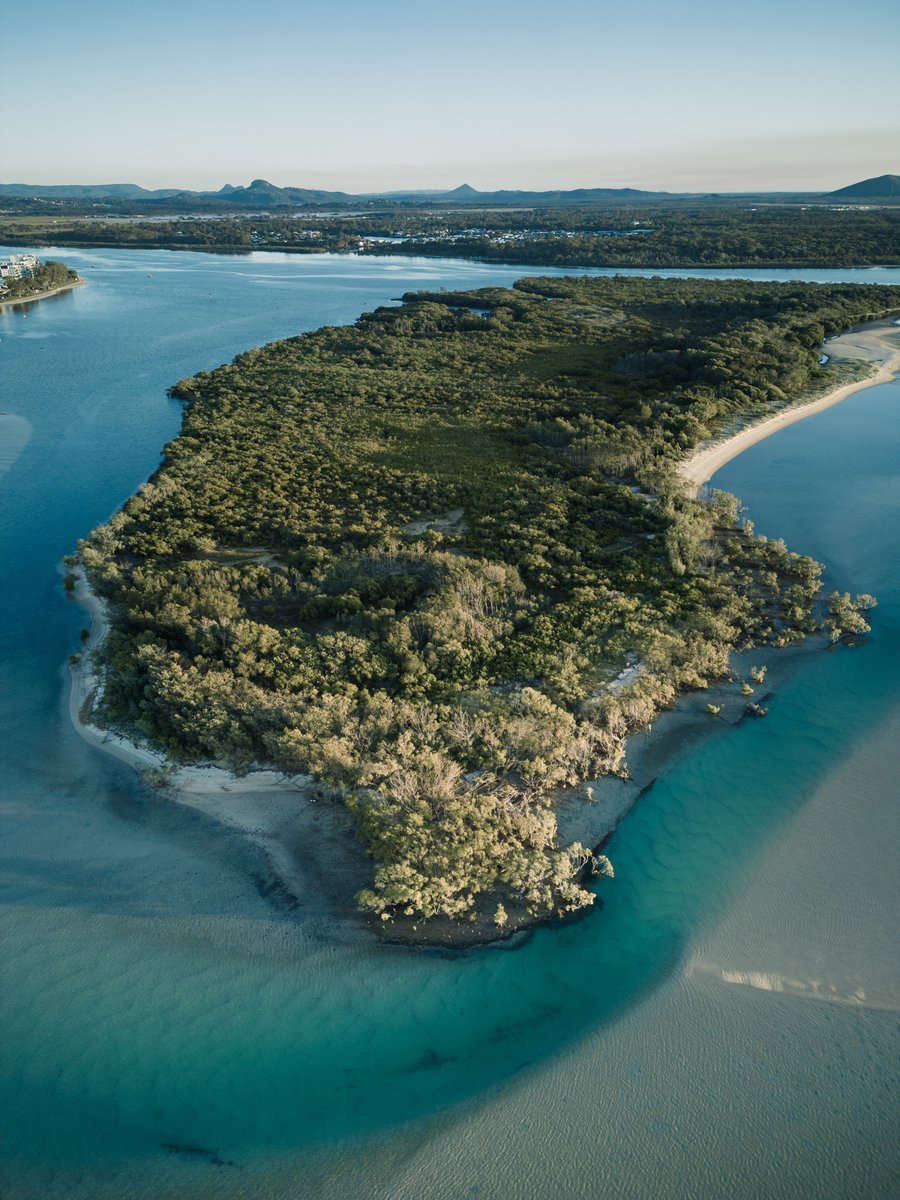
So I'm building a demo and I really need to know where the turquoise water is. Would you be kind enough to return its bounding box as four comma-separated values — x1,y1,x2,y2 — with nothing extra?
1,251,898,1198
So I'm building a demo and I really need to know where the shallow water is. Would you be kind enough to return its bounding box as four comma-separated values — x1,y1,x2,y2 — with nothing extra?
1,250,898,1198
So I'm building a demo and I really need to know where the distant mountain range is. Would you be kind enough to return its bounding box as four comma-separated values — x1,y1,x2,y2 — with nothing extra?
0,177,670,207
360,182,673,205
0,174,896,208
0,179,357,205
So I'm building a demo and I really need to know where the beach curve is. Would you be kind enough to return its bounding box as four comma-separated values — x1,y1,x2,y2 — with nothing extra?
679,318,900,496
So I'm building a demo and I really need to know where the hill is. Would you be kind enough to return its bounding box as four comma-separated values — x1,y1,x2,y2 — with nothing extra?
212,178,356,206
828,174,900,199
0,182,185,200
398,183,671,205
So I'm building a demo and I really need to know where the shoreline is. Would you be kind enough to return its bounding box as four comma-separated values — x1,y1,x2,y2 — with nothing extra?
66,566,374,938
0,276,85,310
679,318,900,495
3,233,900,271
65,565,810,951
66,566,642,948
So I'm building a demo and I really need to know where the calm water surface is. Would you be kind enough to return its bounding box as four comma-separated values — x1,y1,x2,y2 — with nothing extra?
1,250,898,1198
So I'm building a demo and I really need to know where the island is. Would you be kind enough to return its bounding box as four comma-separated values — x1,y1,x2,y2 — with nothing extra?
72,275,900,942
0,255,82,307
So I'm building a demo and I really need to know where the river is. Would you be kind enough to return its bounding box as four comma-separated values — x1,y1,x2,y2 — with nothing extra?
1,249,897,1199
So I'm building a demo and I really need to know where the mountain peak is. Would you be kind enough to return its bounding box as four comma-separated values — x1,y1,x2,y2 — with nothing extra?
828,174,900,198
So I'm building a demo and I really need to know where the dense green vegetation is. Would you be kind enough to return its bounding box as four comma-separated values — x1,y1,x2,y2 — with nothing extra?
3,204,899,266
78,276,899,930
0,216,348,254
0,258,78,301
359,205,900,268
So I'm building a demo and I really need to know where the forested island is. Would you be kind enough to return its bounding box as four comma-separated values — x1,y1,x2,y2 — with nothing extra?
4,203,899,267
76,276,899,935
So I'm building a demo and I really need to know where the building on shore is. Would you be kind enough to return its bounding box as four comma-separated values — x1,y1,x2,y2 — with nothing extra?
0,253,39,289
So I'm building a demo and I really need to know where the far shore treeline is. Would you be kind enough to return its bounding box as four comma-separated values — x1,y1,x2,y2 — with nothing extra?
77,276,900,932
3,204,900,268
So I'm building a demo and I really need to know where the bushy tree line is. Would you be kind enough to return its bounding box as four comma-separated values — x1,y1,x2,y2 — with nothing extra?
359,204,900,268
3,203,899,267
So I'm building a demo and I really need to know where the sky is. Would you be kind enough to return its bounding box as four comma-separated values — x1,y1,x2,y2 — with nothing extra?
3,0,898,193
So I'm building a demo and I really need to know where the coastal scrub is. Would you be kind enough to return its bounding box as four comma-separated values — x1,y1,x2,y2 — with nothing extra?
78,276,899,929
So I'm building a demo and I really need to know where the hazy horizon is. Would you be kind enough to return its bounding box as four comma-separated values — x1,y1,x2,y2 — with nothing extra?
3,0,898,195
2,147,899,197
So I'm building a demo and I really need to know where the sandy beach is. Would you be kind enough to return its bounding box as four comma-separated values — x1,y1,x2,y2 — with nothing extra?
0,276,85,310
679,318,900,495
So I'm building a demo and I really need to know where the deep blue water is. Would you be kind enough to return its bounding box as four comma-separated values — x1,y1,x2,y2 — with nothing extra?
1,250,898,1199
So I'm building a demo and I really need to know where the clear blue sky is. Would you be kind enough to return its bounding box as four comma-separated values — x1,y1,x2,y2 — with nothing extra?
3,0,898,191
